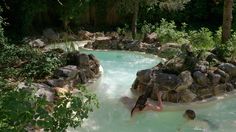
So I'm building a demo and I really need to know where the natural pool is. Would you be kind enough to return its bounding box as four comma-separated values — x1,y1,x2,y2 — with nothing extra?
67,49,236,132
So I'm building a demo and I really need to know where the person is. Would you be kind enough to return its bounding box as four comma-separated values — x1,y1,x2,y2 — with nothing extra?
131,91,163,117
178,109,218,132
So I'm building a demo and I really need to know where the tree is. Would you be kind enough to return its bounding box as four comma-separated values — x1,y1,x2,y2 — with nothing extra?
222,0,233,43
117,0,190,39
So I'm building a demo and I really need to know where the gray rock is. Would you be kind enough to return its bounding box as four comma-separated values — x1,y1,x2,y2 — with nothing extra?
29,39,46,48
136,69,152,84
43,28,59,41
154,72,181,90
54,65,78,79
78,30,94,40
176,71,193,92
180,89,197,103
207,72,221,86
193,71,209,86
46,79,65,87
215,69,230,83
79,54,90,67
218,63,236,77
213,84,227,95
32,83,54,102
78,70,88,84
226,83,234,92
93,37,112,49
197,88,213,99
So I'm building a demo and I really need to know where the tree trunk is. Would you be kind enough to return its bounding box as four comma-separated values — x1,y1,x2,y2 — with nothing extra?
222,0,233,43
132,1,139,39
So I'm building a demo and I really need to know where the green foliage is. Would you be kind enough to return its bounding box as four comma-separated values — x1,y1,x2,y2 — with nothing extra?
140,21,157,35
21,51,64,79
0,45,65,79
0,83,98,131
189,28,215,51
155,19,188,44
117,24,129,36
0,6,5,45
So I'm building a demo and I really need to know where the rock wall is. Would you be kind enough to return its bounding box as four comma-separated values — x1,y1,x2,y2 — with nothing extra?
131,45,236,103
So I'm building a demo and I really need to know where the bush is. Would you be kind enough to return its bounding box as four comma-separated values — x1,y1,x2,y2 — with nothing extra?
0,83,98,131
21,51,65,79
0,45,65,79
155,19,188,44
189,28,215,51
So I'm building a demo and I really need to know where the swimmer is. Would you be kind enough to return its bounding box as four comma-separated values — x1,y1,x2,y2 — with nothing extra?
178,109,218,132
131,91,163,117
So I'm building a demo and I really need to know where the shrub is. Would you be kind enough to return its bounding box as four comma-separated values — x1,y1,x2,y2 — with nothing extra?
21,51,65,79
155,19,188,44
189,28,215,51
0,83,98,131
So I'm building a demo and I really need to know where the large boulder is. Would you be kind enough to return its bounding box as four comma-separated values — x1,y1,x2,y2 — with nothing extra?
180,89,197,103
207,72,221,86
43,28,59,41
54,65,78,80
154,72,181,91
176,71,193,92
193,71,209,86
93,37,112,49
32,83,54,102
218,63,236,77
78,30,94,40
214,69,230,83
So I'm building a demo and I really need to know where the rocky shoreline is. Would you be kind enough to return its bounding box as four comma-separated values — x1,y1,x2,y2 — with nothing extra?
18,51,101,103
27,29,236,103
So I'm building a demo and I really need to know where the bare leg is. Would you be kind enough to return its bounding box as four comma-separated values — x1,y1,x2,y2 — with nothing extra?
157,91,163,110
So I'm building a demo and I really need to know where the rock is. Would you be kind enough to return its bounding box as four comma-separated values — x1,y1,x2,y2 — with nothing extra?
154,72,181,91
207,72,221,86
85,68,96,79
164,57,185,74
54,65,78,79
43,28,59,41
105,32,119,40
180,89,197,103
93,37,112,49
79,54,90,67
29,39,46,48
176,71,193,92
195,61,209,73
143,32,159,44
32,83,54,102
136,69,152,84
53,87,69,96
214,69,230,83
95,32,105,38
231,78,236,88
78,70,88,84
46,79,65,87
226,83,234,92
218,63,236,77
213,84,227,96
84,42,93,49
66,51,80,66
78,30,94,40
193,71,209,86
165,90,180,103
197,88,213,99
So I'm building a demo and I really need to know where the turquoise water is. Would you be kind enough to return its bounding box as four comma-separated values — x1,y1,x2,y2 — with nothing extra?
68,49,236,132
